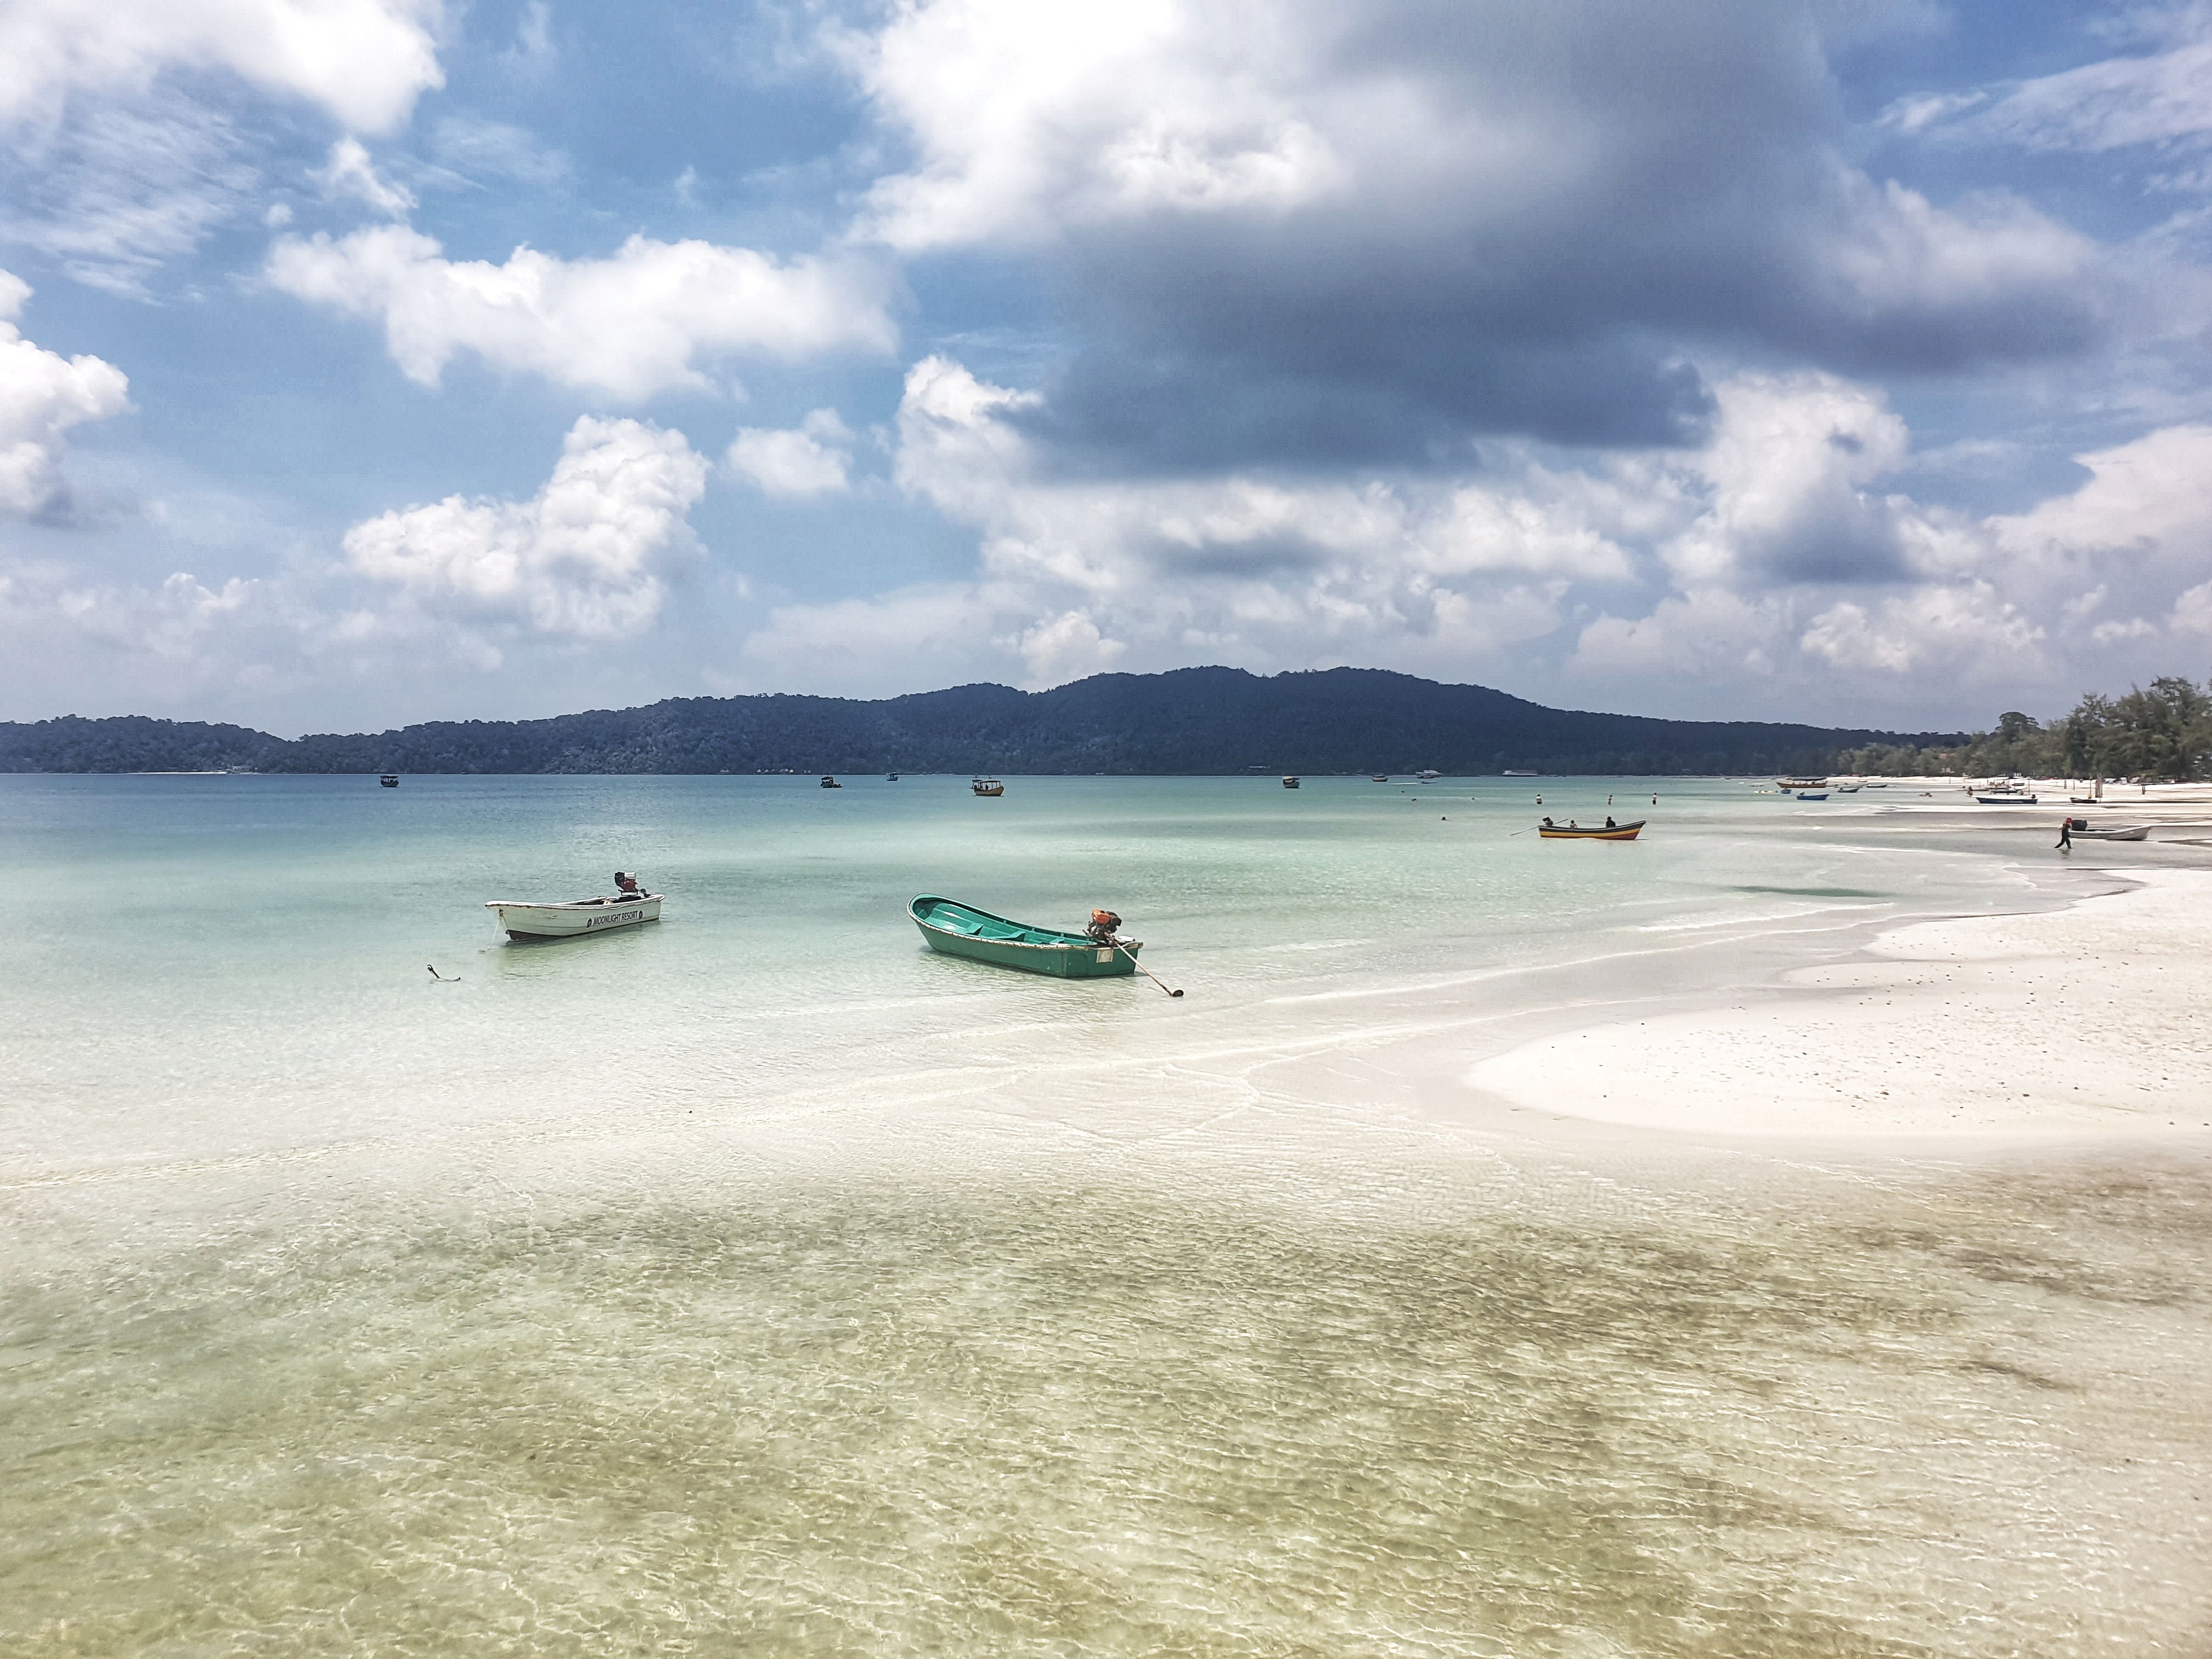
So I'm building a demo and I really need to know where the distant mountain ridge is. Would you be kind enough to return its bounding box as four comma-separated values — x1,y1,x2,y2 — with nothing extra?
0,668,1964,776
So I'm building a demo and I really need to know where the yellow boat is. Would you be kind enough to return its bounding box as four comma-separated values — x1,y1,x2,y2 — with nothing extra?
1537,819,1644,840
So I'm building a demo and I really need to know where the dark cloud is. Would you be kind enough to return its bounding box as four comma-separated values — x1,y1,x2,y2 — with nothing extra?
884,0,2113,472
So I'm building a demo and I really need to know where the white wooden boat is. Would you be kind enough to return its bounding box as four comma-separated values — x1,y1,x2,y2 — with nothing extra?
485,894,662,940
971,777,1005,797
2069,823,2151,841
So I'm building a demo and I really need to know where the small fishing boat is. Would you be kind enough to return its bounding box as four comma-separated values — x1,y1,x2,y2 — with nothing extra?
820,775,842,788
1282,775,1300,788
887,773,900,781
1777,776,1826,790
2068,821,2151,841
379,774,399,787
1796,791,1828,801
1371,775,1390,782
1417,769,1441,781
971,777,1005,797
909,895,1139,978
1975,792,2038,805
1537,819,1645,840
485,893,662,940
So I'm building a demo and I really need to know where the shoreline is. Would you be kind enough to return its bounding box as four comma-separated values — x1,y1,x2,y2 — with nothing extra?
1460,864,2212,1147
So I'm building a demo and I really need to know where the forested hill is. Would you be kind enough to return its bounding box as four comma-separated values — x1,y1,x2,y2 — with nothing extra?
1,668,1964,776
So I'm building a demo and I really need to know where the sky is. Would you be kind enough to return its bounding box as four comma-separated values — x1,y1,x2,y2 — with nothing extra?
3,0,2211,736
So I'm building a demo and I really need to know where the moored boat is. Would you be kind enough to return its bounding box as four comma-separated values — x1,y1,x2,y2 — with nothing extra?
379,774,398,787
485,893,662,940
2069,822,2150,841
1975,792,2039,804
1537,819,1645,840
820,775,842,788
971,777,1005,797
1796,791,1828,800
1282,775,1300,788
909,895,1139,977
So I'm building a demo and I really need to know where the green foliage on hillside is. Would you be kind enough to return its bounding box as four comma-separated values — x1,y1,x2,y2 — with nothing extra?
1838,675,2212,780
3,669,1963,776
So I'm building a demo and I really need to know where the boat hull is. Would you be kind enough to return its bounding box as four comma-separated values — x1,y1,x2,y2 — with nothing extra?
486,895,662,939
1537,821,1644,840
910,895,1138,978
2073,825,2150,841
1975,794,2039,804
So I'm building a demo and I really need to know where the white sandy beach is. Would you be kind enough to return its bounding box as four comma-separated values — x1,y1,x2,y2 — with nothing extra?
1470,866,2212,1141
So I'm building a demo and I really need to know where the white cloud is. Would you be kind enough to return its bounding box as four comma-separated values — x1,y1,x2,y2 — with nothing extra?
0,0,444,136
2173,579,2212,634
341,416,708,639
0,270,131,516
727,409,854,498
266,226,898,399
0,93,259,296
311,137,414,216
739,352,2212,714
1928,8,2212,154
838,0,1349,250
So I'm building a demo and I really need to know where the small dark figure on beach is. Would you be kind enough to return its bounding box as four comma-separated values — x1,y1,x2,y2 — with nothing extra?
2056,821,2072,853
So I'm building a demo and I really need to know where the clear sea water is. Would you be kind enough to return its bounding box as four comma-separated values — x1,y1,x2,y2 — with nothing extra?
4,774,2208,1655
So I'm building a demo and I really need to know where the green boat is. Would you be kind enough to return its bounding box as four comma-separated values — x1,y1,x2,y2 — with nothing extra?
909,895,1141,978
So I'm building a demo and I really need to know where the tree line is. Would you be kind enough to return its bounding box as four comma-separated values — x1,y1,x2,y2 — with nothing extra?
1837,675,2212,780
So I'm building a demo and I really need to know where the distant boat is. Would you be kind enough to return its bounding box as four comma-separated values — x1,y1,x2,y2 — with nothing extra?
1502,770,1537,777
909,895,1139,978
1537,819,1644,840
1777,776,1826,790
1976,792,2038,805
1417,769,1441,780
1370,774,1390,782
485,892,661,940
2070,822,2149,841
887,772,900,781
820,775,842,788
379,774,398,787
1797,791,1829,800
1836,785,1861,793
1282,775,1300,788
971,777,1005,797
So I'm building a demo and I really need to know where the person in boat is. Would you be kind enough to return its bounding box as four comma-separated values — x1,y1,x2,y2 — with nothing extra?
613,870,645,899
1605,816,1616,828
1541,816,1555,828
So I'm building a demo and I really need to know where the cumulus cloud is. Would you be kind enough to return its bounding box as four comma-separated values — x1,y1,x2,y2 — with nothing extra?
736,352,2212,716
836,0,2116,466
267,226,898,399
0,270,131,516
727,409,854,498
0,0,444,135
342,415,708,638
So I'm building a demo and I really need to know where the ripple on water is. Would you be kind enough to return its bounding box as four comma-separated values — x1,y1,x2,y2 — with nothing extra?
4,1156,2209,1656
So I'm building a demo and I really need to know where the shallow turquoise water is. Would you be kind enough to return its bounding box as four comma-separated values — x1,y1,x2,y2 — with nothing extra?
4,775,2208,1655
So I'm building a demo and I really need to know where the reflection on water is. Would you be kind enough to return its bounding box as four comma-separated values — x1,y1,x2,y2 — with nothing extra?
5,1153,2209,1656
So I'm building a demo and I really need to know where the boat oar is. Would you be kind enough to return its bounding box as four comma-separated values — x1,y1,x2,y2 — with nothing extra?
1113,940,1183,997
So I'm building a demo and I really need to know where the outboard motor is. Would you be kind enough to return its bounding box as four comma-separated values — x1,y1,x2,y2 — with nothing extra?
1086,909,1123,943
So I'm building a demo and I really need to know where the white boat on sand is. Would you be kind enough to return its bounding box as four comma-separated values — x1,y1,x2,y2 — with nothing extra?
486,893,662,940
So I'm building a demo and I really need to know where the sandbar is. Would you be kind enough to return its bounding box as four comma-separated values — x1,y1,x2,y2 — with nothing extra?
1469,867,2212,1142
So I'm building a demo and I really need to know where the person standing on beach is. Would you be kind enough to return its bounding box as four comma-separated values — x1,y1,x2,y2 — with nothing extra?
2056,820,2072,853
